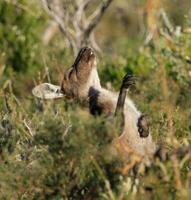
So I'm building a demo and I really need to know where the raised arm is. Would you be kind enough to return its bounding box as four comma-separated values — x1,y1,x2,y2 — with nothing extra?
113,74,136,134
114,74,136,117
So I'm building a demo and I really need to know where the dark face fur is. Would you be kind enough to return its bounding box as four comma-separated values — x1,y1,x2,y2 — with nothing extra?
73,47,95,71
61,47,96,98
137,115,150,138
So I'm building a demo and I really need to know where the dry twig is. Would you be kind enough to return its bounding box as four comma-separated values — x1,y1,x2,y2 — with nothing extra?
41,0,113,55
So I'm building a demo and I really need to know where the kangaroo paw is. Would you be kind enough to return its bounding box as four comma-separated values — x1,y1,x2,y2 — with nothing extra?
121,74,136,89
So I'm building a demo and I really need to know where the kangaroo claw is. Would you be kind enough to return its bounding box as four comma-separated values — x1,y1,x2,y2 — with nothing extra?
121,74,136,89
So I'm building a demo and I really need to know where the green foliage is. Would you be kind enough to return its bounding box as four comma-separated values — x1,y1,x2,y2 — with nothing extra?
0,0,43,72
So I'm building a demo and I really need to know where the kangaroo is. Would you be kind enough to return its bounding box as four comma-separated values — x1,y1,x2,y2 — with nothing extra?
32,47,156,159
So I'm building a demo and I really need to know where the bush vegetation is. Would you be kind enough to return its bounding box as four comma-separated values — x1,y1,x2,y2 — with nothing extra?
0,0,191,199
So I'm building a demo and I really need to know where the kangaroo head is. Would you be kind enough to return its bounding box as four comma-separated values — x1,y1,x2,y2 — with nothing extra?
72,47,96,72
61,47,99,99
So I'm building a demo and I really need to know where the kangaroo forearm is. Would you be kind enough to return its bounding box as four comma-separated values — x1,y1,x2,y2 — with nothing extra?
115,88,127,117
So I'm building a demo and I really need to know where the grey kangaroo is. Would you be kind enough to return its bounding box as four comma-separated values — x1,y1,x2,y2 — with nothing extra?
32,47,156,159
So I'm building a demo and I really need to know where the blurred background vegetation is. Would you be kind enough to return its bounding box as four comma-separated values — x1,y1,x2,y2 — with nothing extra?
0,0,191,199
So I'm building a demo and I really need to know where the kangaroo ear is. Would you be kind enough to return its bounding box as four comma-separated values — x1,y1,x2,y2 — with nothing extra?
32,83,64,99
